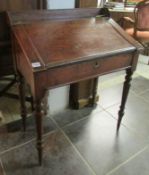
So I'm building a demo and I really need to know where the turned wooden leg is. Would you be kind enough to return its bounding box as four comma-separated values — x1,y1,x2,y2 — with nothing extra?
18,74,27,131
117,69,133,131
92,77,98,106
34,99,43,165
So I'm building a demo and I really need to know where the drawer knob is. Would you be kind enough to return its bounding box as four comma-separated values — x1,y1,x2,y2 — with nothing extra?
94,61,100,68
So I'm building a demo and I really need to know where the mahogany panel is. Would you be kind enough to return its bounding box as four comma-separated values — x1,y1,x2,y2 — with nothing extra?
75,0,98,8
37,53,133,89
0,0,41,11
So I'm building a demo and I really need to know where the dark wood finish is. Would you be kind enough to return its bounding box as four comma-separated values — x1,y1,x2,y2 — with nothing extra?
18,73,27,131
75,0,98,8
0,0,43,10
8,8,142,165
117,68,133,131
7,8,104,24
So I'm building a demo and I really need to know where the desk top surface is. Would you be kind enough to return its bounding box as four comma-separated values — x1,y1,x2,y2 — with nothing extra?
8,9,142,71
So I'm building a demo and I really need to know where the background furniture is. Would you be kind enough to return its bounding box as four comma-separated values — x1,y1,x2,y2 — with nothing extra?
0,0,44,100
0,11,16,98
119,0,149,64
125,0,142,7
8,8,142,165
110,8,134,23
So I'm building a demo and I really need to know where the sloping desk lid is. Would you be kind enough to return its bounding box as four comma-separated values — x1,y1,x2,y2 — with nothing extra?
11,16,142,71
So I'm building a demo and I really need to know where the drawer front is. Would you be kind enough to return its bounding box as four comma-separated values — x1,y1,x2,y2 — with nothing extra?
37,53,133,89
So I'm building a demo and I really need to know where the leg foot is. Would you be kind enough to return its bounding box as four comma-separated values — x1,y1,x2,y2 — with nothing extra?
37,140,43,165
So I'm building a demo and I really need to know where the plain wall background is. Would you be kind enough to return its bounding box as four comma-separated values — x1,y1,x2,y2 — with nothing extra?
47,0,75,9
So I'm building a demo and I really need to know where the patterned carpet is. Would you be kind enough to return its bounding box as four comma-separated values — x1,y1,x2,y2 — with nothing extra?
0,54,149,125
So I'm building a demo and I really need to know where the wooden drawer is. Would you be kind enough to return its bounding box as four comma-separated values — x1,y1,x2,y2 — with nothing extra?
36,53,133,89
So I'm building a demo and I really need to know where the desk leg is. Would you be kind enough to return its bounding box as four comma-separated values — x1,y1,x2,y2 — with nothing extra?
92,77,98,106
18,74,27,131
117,69,133,131
34,100,43,165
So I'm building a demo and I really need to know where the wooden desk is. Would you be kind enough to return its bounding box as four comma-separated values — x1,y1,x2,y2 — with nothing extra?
7,8,142,165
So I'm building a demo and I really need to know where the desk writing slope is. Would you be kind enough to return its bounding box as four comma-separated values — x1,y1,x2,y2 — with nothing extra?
8,8,142,165
13,18,137,70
